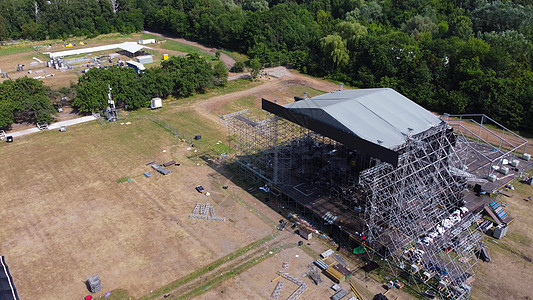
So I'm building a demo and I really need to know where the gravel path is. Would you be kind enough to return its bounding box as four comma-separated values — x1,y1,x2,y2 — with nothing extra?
8,115,97,138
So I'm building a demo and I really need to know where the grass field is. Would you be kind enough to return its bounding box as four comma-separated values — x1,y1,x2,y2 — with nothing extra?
160,40,216,60
0,97,276,299
0,46,37,56
0,70,344,299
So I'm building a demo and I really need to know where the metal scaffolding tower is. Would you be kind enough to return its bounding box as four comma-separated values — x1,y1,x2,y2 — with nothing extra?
222,107,491,299
359,123,483,299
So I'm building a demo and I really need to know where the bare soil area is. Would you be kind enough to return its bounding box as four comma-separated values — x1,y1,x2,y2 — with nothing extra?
197,239,414,300
0,119,273,300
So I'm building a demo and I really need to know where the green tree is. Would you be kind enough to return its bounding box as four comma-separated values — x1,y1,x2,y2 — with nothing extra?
336,21,367,49
213,61,228,86
242,0,268,12
249,58,262,78
449,15,473,40
320,34,350,70
231,61,246,72
402,15,437,36
73,80,108,113
9,77,55,124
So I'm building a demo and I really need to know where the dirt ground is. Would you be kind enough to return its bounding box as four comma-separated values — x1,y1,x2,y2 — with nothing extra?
0,119,274,300
197,236,412,300
471,179,533,300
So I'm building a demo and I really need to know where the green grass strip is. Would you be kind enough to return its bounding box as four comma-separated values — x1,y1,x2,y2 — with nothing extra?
141,234,274,299
160,40,215,59
177,246,284,299
0,46,35,56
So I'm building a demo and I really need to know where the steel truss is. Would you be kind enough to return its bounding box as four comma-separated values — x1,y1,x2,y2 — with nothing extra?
360,123,483,299
445,114,528,181
223,110,484,299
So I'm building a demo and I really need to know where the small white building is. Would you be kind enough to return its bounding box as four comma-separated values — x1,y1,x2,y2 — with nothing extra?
139,39,156,45
136,55,153,64
150,98,162,109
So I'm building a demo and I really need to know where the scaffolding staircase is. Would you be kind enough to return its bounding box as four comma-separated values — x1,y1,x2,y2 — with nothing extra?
487,200,513,224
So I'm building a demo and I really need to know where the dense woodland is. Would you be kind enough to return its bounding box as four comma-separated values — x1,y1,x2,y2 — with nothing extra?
0,0,532,132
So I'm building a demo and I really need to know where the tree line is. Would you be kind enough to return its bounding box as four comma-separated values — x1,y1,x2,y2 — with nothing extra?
1,0,532,132
0,77,55,128
74,55,227,113
0,55,227,129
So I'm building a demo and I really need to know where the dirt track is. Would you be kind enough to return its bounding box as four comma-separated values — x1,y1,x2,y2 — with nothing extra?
194,66,341,124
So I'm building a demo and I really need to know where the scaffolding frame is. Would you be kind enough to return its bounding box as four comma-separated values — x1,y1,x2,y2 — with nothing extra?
444,114,528,180
359,123,482,299
222,109,484,299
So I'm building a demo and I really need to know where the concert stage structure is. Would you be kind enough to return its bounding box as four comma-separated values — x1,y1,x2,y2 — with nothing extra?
221,88,529,299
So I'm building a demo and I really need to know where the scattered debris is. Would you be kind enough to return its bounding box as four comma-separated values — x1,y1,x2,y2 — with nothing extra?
277,220,288,231
86,274,102,293
331,289,348,300
271,281,285,299
163,160,176,167
321,249,334,258
332,253,347,267
189,203,225,222
307,266,322,285
314,259,329,270
278,272,308,300
151,164,172,175
36,122,48,130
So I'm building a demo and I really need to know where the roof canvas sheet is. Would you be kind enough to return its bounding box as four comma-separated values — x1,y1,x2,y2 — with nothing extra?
284,88,442,149
48,42,150,59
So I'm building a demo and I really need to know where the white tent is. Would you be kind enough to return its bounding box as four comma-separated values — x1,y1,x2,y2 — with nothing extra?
47,42,151,59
